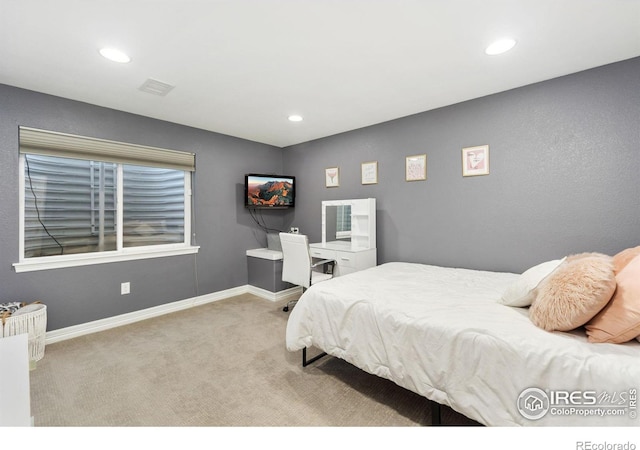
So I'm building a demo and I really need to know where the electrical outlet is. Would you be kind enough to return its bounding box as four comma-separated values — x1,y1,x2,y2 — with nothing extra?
121,282,130,295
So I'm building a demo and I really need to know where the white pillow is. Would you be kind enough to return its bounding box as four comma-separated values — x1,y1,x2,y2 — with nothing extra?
499,258,565,307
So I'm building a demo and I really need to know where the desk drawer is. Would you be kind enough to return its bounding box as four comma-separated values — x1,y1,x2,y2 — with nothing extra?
336,251,355,268
309,248,336,260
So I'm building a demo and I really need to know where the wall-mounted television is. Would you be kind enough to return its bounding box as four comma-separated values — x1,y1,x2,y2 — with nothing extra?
244,173,295,209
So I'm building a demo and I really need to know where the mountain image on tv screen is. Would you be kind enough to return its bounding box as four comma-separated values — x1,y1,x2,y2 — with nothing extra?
247,177,294,206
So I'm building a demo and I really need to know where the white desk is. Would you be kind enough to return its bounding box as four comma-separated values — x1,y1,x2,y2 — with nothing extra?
309,240,376,276
246,248,291,293
245,248,283,261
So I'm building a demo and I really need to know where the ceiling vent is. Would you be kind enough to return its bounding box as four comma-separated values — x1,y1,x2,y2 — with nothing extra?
139,78,175,96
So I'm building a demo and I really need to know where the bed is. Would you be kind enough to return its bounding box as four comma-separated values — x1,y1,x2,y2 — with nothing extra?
285,261,640,426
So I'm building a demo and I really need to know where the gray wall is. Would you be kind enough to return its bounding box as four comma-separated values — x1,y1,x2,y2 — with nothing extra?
284,57,640,273
0,85,286,330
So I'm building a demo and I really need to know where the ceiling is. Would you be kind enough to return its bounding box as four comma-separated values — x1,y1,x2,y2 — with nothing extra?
1,1,639,148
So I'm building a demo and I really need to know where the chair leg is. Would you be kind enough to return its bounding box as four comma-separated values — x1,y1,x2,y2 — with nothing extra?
283,299,297,312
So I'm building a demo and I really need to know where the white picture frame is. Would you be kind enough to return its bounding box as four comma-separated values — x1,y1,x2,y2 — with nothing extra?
325,167,340,187
361,161,378,185
405,154,427,181
462,145,490,177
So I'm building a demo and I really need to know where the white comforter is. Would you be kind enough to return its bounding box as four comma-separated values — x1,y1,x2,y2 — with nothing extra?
286,262,640,426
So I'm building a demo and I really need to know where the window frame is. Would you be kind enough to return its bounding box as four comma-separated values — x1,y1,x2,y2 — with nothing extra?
14,132,199,273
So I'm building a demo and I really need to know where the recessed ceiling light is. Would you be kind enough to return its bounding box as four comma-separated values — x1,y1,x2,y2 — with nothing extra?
288,115,303,122
485,38,517,56
99,47,131,63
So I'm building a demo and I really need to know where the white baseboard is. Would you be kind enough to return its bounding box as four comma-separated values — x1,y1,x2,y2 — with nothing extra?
45,284,300,345
247,285,301,302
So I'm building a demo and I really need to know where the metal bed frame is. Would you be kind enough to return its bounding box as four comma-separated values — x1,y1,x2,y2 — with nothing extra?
300,347,444,426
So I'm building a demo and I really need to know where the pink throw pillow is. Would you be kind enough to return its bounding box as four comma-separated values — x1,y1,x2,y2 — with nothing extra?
529,253,616,332
613,245,640,275
586,254,640,343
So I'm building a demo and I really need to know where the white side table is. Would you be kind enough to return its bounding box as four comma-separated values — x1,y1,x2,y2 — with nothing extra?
0,333,32,426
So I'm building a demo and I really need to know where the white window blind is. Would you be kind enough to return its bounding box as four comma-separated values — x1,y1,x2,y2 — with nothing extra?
19,126,195,171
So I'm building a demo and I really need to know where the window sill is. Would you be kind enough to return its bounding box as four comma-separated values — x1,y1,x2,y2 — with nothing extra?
13,245,200,273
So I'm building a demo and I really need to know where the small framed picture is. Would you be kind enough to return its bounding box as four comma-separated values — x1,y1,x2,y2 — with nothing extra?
361,161,378,185
325,167,340,187
405,154,427,181
462,145,490,177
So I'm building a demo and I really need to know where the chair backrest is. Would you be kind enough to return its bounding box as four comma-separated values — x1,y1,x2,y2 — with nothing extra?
279,232,312,288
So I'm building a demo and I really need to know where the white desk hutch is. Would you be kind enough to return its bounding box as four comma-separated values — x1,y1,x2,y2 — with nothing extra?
309,198,376,277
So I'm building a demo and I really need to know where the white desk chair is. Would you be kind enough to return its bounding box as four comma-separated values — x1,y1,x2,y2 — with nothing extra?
279,232,335,312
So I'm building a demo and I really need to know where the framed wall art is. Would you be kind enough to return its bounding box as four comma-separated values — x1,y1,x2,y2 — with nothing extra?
462,145,489,177
405,154,427,181
325,167,340,187
361,161,378,185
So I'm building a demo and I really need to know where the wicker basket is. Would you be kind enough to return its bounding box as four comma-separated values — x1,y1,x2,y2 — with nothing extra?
2,302,47,362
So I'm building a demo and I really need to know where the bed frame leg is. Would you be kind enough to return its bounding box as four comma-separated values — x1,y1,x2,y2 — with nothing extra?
431,401,442,426
302,347,327,367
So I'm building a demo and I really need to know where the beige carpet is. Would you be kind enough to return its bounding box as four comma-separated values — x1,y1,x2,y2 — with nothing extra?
29,293,479,427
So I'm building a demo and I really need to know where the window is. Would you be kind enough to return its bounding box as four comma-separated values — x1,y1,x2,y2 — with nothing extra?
15,127,198,272
123,164,186,248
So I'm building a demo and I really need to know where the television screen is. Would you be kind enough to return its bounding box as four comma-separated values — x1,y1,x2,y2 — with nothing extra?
245,173,295,208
